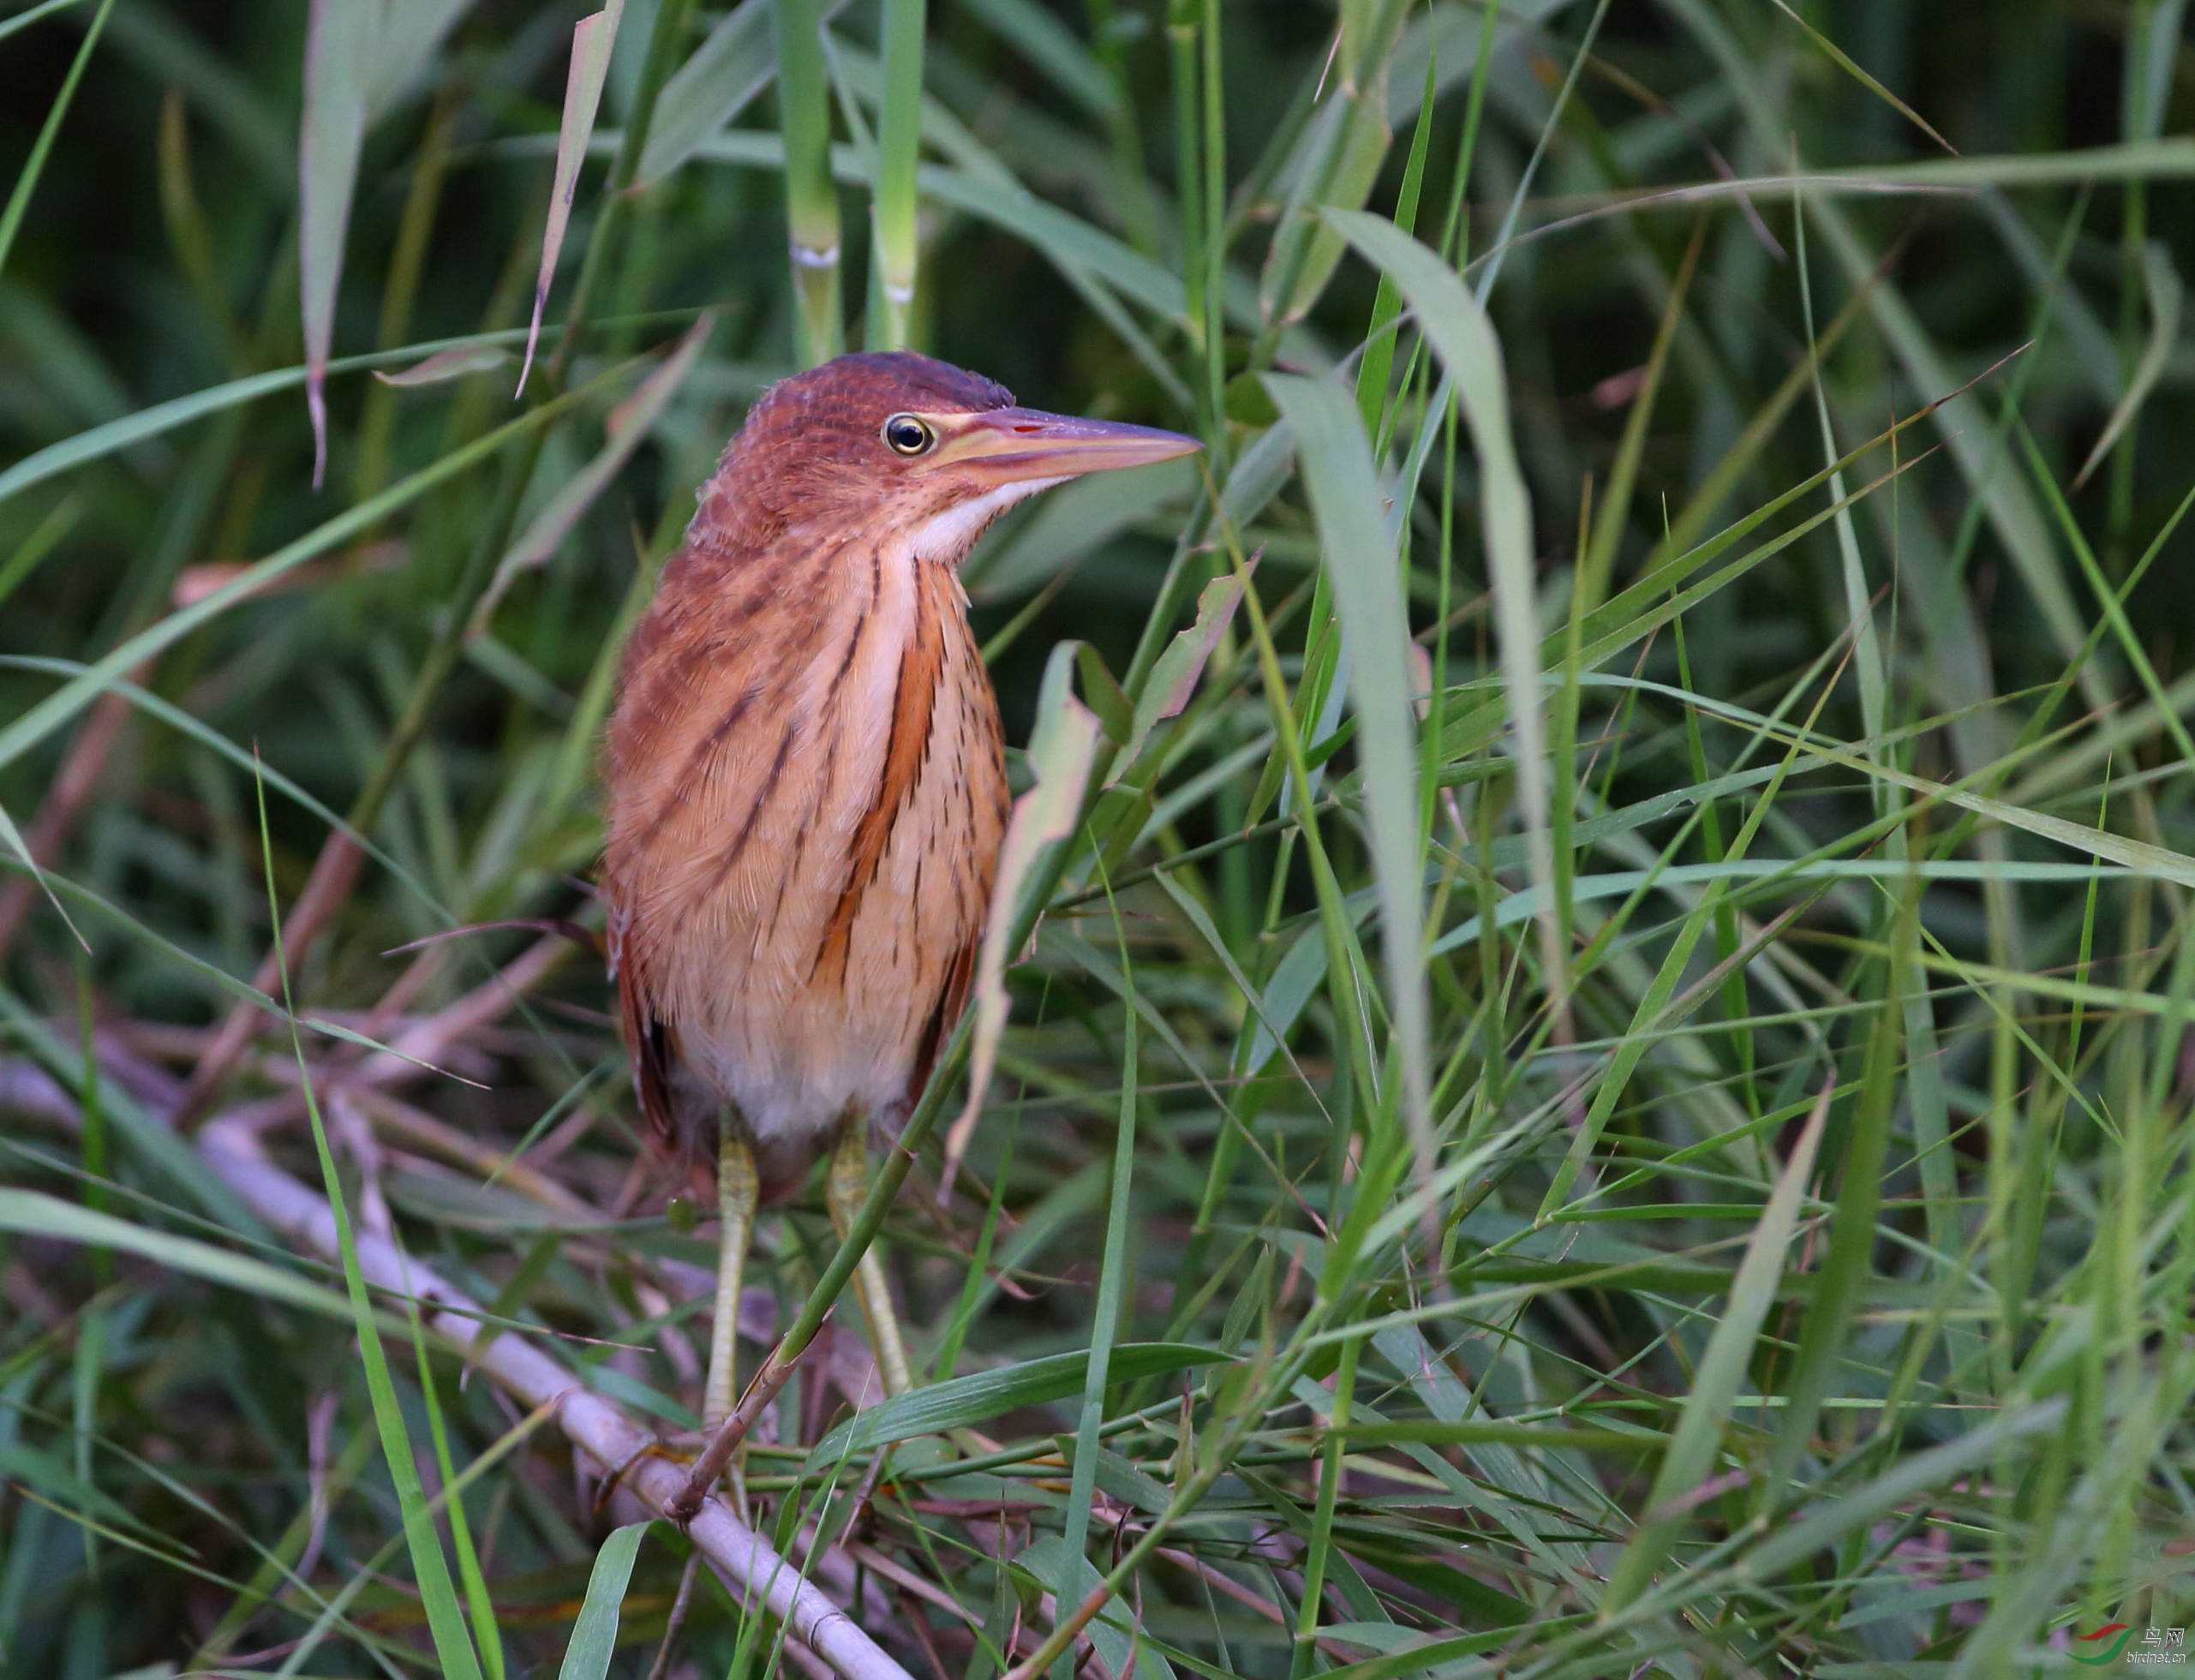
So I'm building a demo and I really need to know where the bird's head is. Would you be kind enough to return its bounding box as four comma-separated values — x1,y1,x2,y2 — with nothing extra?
694,350,1201,565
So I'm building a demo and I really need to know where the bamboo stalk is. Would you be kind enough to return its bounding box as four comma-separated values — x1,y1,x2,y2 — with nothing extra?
868,0,925,349
775,0,843,365
196,1118,913,1680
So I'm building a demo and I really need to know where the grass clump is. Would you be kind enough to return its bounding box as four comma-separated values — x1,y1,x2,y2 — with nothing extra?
3,1,2195,1674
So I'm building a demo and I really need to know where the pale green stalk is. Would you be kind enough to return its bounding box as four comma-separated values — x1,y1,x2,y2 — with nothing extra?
775,0,843,365
868,0,925,349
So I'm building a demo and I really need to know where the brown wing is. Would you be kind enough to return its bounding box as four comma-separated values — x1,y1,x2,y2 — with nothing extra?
906,588,1007,1112
607,898,679,1152
907,930,979,1114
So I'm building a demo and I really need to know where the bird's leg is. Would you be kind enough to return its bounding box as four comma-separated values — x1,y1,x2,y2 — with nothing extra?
703,1122,759,1430
827,1117,912,1397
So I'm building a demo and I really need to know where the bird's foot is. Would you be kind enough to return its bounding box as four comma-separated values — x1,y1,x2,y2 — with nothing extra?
592,1434,697,1522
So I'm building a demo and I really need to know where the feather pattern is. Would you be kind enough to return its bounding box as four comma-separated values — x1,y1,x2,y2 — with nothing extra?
601,356,1015,1199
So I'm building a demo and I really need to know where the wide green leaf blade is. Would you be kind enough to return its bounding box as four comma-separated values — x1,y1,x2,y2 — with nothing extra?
1325,208,1559,1001
554,1522,649,1680
1264,371,1432,1169
297,0,378,486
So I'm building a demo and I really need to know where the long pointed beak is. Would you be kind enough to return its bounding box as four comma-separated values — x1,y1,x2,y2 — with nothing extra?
941,407,1202,484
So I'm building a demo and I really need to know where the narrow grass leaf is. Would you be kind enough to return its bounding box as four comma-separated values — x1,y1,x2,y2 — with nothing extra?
2073,242,2180,489
555,1522,649,1680
252,766,484,1680
1793,188,1890,774
0,0,92,46
404,1295,505,1680
1353,49,1436,439
0,1190,348,1322
637,0,852,186
1747,1399,2068,1579
0,319,677,507
0,368,607,774
939,649,1102,1199
670,134,1187,320
1051,870,1141,1678
960,0,1112,119
374,344,511,387
370,0,475,118
1760,898,1910,1509
0,990,258,1230
1606,1078,1833,1609
0,797,86,953
1767,0,1957,156
1114,565,1250,775
517,0,628,396
0,0,117,285
2019,424,2195,773
1264,372,1432,1179
0,494,80,613
480,314,708,628
1326,207,1556,991
1260,40,1397,331
298,0,379,487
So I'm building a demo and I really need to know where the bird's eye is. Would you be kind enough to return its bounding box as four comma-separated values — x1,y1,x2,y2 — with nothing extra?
882,414,935,456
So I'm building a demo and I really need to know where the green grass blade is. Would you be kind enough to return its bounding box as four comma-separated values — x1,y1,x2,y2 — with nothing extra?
0,0,91,45
1606,1077,1832,1609
1759,891,1912,1511
405,1294,505,1680
1325,209,1559,1004
0,367,607,774
0,1190,347,1321
554,1522,649,1680
249,762,485,1680
296,0,378,487
0,0,117,284
517,1,629,394
1263,372,1433,1186
1050,863,1141,1678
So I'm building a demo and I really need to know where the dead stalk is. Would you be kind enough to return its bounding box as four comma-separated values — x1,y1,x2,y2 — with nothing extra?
198,1118,915,1680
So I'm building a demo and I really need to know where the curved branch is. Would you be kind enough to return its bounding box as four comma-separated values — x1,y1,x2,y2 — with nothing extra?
198,1119,912,1680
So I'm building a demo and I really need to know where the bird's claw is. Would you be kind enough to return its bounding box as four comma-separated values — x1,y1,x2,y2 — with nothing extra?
595,1434,704,1523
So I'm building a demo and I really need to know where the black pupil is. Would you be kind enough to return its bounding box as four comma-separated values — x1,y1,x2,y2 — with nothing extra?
889,418,925,451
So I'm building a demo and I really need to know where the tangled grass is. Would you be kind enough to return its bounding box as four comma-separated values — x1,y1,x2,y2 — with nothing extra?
4,1,2195,1674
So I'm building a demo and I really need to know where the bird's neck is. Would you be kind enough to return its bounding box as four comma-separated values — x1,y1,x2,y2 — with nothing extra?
900,477,1066,567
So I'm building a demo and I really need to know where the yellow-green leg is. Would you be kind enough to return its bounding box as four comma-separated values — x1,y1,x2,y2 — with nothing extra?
703,1126,758,1429
827,1120,912,1397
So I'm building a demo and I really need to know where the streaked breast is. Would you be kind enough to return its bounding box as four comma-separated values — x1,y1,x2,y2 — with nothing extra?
601,530,1008,1141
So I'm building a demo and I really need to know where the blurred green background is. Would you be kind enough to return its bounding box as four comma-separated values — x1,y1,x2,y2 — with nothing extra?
4,1,2195,1675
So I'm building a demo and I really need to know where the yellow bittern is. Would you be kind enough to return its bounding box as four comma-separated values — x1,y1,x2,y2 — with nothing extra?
601,351,1198,1431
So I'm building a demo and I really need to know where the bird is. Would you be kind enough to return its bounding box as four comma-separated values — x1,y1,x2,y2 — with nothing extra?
600,350,1199,1433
